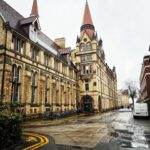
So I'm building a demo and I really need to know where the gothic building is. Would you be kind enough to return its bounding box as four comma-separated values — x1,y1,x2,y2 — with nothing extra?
71,1,117,112
0,0,117,115
0,0,78,115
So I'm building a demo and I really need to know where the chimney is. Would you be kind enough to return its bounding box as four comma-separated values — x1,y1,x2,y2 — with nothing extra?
54,38,66,48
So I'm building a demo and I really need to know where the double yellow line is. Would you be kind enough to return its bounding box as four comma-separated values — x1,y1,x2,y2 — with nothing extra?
23,132,49,150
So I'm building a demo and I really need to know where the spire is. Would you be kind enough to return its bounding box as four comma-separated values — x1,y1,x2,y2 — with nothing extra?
82,0,93,26
30,0,39,17
80,0,95,39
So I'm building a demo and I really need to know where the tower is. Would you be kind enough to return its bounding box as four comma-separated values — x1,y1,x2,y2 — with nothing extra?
71,0,117,113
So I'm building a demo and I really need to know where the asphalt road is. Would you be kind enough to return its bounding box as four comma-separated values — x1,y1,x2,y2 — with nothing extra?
23,109,150,150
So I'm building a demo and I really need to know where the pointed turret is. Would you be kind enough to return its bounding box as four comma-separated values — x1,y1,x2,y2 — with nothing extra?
80,0,95,39
30,0,39,17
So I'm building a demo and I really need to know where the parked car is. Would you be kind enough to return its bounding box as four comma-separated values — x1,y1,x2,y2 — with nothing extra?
133,103,149,119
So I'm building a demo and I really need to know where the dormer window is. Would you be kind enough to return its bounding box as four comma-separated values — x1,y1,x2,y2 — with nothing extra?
29,25,37,42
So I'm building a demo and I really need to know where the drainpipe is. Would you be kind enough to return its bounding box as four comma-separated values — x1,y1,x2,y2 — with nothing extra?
1,22,10,101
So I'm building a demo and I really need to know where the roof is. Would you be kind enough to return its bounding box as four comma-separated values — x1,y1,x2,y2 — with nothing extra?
59,47,71,55
0,0,72,67
80,0,95,39
19,16,37,26
82,1,93,26
0,0,25,34
30,0,38,17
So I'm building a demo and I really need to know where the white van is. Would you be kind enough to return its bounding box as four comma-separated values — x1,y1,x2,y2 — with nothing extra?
133,103,149,118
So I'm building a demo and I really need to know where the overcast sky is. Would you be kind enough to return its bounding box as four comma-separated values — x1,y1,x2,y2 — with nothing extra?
5,0,150,89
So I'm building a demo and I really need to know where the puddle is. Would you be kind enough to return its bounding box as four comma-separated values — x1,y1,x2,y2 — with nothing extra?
131,142,149,148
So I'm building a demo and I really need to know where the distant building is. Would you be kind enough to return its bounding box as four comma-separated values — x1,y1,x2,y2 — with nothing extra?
140,55,150,100
117,89,129,108
71,1,117,112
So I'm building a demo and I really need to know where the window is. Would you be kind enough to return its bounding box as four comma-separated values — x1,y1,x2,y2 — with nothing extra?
11,65,21,102
69,69,73,78
45,77,50,104
87,55,92,61
81,65,92,75
31,72,37,103
87,43,92,51
12,35,24,54
93,82,97,86
80,43,92,51
85,79,89,91
56,79,59,104
44,54,49,66
55,60,59,71
62,65,66,74
31,46,39,61
80,44,86,51
81,55,92,62
81,56,86,62
63,82,67,105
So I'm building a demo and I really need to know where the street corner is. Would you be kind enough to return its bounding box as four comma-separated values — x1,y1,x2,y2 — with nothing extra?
20,132,49,150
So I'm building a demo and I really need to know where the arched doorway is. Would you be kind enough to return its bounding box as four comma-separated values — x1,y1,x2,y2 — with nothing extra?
81,95,93,112
98,96,102,112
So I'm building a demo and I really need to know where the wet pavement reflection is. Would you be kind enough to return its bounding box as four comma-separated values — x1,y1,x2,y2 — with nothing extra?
25,109,150,150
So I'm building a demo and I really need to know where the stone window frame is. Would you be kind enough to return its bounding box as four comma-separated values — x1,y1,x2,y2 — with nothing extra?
12,34,25,54
31,71,38,104
11,64,22,102
45,76,50,104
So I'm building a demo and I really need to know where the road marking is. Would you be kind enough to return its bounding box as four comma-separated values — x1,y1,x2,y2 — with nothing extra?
26,136,38,142
23,132,49,150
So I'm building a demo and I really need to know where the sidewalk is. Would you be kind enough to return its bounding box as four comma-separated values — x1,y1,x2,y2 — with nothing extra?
23,111,113,128
23,114,88,128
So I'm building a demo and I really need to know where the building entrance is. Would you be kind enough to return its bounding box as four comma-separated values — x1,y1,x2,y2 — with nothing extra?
82,95,93,112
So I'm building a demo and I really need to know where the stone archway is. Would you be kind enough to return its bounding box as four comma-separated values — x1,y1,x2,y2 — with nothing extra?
81,95,93,112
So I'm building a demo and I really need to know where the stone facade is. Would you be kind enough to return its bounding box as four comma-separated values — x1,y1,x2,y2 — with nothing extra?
0,0,118,115
117,90,129,108
0,0,78,116
71,1,117,112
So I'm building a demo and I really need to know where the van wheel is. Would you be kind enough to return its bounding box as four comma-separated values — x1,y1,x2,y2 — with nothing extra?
133,116,137,119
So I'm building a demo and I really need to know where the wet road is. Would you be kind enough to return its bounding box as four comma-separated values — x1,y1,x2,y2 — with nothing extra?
24,109,150,150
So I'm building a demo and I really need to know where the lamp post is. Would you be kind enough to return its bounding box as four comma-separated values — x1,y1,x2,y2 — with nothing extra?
1,22,10,101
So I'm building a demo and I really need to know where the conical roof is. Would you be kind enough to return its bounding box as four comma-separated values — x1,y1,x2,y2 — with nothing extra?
82,0,93,26
80,0,95,39
30,0,38,17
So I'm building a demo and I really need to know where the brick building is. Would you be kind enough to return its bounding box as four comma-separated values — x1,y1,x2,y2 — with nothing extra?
140,55,150,100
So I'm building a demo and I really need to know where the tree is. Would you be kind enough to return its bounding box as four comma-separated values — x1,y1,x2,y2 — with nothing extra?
125,80,137,108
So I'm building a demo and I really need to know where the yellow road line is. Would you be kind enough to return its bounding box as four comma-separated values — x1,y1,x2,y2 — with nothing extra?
31,135,49,150
23,132,49,150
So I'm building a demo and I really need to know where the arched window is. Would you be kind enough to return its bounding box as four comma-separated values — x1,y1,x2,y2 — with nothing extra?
45,77,50,104
11,65,21,102
31,72,37,103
